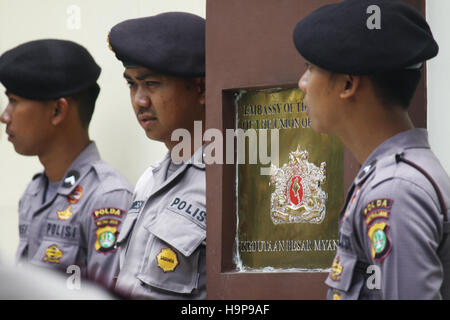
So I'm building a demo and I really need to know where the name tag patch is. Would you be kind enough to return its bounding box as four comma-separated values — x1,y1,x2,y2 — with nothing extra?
46,222,78,241
130,200,144,211
19,224,28,237
338,232,352,251
169,197,206,225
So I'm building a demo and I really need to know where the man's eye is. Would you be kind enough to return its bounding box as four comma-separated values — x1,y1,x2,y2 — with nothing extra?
8,97,17,104
146,81,160,87
126,81,136,88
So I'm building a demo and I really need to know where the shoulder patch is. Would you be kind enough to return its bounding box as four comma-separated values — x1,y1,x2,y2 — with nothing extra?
368,221,392,262
91,207,124,253
91,207,125,220
363,198,393,225
95,224,119,254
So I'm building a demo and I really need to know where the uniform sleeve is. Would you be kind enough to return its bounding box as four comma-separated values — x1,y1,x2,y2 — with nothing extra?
82,188,132,290
358,178,444,299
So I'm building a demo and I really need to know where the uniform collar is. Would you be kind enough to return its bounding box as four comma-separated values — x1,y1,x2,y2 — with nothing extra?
57,141,101,195
151,145,206,173
186,145,206,169
150,151,172,174
145,145,205,200
27,141,101,196
355,128,429,185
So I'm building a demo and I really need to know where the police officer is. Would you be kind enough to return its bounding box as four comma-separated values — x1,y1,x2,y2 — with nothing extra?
107,12,206,299
0,39,133,291
293,0,450,299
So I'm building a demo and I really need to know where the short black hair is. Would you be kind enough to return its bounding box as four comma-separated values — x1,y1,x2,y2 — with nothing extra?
368,69,422,110
69,83,100,128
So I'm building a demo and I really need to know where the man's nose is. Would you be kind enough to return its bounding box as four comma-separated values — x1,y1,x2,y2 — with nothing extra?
298,71,308,92
0,107,11,124
134,87,151,108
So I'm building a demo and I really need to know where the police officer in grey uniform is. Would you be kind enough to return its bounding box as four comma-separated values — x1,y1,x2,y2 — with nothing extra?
0,39,133,291
107,12,206,299
292,0,450,299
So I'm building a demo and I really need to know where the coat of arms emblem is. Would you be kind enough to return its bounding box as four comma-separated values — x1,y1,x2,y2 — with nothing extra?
270,146,327,224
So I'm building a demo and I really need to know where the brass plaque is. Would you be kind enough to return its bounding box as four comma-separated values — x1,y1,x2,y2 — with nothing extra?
235,87,344,271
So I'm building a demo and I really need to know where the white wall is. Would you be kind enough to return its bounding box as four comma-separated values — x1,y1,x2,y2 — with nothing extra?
427,1,450,175
0,0,206,262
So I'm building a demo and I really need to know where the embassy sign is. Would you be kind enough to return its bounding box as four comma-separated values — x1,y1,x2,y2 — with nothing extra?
233,88,344,271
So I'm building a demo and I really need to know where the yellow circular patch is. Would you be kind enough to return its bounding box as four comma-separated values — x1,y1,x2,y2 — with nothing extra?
157,248,179,272
43,244,63,264
333,290,342,300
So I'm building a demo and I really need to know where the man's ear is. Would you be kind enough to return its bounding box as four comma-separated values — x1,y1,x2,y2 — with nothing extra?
50,98,70,126
340,75,360,99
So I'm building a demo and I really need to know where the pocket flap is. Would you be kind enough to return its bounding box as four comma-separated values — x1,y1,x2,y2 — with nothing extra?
144,208,206,257
32,240,79,268
117,212,138,244
325,250,358,292
137,247,203,294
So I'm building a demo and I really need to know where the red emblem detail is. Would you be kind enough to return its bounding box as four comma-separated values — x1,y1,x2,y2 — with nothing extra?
68,185,83,204
288,176,303,206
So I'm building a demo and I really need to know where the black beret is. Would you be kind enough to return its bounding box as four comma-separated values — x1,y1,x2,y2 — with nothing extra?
293,0,438,75
0,39,101,100
108,12,205,77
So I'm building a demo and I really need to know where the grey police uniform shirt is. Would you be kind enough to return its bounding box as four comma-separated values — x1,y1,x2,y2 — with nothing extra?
115,147,206,299
326,129,450,300
16,142,133,290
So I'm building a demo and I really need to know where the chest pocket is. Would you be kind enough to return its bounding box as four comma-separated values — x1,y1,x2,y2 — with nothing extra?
31,220,81,269
325,250,366,300
137,206,206,295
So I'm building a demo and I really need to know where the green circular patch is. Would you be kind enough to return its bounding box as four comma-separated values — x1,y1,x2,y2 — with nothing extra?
372,229,386,253
99,231,115,248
